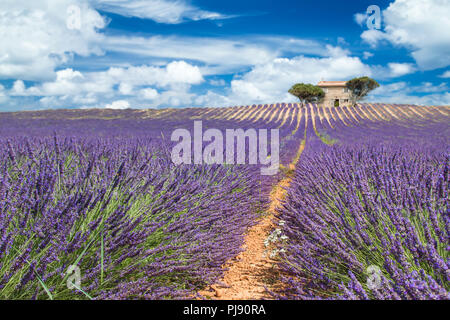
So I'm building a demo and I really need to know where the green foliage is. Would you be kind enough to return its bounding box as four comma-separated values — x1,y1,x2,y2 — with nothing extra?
346,77,380,106
288,83,325,106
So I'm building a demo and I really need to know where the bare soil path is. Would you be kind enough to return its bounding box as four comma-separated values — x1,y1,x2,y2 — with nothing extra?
198,140,305,300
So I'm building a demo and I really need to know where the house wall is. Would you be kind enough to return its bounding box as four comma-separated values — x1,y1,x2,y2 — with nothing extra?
320,87,351,107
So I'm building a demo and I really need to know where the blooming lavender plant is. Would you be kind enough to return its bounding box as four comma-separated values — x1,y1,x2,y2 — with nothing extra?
275,105,449,300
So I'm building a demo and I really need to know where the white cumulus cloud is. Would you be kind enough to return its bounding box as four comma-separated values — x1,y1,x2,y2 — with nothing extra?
118,82,134,95
19,61,203,98
103,61,204,87
0,0,107,81
140,88,159,100
440,70,450,78
354,12,368,26
3,61,203,109
165,61,204,84
11,80,26,95
387,63,416,77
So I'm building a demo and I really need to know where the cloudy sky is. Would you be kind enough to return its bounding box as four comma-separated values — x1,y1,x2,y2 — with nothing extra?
0,0,449,111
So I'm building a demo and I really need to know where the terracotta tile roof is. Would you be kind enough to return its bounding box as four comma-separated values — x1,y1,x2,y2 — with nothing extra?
317,81,347,87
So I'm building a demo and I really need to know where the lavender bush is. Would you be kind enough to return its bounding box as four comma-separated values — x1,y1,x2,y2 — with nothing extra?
0,131,266,299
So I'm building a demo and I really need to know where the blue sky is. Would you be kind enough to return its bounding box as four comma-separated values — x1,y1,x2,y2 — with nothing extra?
0,0,449,111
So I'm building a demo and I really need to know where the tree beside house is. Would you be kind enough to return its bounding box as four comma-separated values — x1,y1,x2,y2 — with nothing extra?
346,77,380,106
288,83,325,106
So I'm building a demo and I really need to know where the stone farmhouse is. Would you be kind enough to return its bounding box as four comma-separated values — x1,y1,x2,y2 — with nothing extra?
317,81,351,107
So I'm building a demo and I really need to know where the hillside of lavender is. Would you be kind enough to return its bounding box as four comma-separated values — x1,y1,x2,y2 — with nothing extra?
0,103,449,300
0,108,295,299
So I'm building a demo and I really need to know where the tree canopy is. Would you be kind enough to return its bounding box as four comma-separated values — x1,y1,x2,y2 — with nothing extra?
288,83,325,106
346,77,380,106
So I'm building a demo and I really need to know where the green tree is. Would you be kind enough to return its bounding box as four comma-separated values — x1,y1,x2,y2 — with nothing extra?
288,83,325,107
346,77,380,106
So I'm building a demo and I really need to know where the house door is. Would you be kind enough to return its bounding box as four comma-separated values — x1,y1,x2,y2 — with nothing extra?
334,99,340,107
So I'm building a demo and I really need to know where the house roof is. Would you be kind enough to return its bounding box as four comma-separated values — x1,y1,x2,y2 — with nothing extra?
317,81,347,87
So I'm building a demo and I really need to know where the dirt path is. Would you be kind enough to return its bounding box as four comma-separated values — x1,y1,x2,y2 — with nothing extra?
198,140,305,300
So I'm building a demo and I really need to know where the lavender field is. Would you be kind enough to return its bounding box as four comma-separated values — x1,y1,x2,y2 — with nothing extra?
276,105,449,299
0,103,449,300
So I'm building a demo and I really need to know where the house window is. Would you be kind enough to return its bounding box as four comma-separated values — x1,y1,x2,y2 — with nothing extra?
323,88,328,93
344,99,349,103
343,88,349,93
